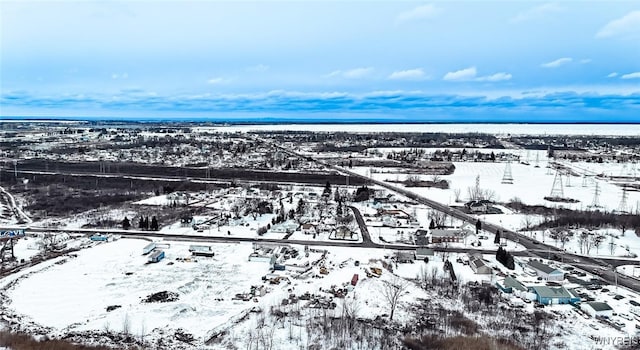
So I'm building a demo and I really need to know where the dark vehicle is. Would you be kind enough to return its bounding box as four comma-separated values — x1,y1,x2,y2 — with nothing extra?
614,295,625,300
629,300,640,307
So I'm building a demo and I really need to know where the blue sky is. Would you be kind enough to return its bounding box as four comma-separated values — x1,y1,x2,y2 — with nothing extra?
1,1,639,122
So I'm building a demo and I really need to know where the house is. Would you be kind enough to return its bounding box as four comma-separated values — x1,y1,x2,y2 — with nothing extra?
271,221,299,234
581,301,614,318
332,226,356,240
148,250,165,263
414,230,429,246
469,255,492,274
528,286,580,305
396,251,415,263
415,248,434,260
301,223,317,235
465,200,488,213
430,229,470,244
527,260,565,281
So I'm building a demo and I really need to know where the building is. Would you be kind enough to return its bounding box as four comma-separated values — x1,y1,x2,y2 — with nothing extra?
189,245,215,257
415,248,434,260
469,255,492,274
465,200,488,213
496,276,528,295
396,251,415,263
581,302,614,318
430,229,470,244
142,242,156,255
415,230,429,246
528,286,580,305
148,250,165,263
527,260,565,281
301,223,317,235
90,234,109,242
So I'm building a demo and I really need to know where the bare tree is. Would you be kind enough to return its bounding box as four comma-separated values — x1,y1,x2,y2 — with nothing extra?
609,236,616,255
453,188,462,202
557,230,571,250
380,275,409,321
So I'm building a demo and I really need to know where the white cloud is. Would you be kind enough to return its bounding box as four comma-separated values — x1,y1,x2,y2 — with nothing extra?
510,3,563,23
579,59,592,64
540,57,573,68
443,67,512,82
596,11,640,39
207,77,228,84
111,73,128,79
388,68,426,80
396,4,441,23
476,72,512,82
245,64,269,72
607,72,618,78
621,72,640,79
328,67,374,79
443,67,477,81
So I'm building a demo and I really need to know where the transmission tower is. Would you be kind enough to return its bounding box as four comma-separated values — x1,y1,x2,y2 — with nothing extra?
549,170,564,198
565,172,572,187
618,186,629,213
534,153,540,168
589,182,602,208
501,161,514,184
581,173,588,187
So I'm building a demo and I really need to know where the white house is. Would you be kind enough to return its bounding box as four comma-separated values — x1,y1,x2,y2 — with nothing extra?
581,302,614,318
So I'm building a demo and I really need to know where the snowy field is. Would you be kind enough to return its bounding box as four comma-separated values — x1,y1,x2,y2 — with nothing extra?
354,159,640,212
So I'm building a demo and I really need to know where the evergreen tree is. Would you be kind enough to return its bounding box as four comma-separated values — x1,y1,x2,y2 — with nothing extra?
150,216,158,231
143,217,149,230
494,230,501,244
138,217,145,229
323,181,332,197
429,219,436,229
122,216,130,230
475,220,482,235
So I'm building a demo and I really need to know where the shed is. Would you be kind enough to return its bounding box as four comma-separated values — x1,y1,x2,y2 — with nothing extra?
142,243,156,255
189,245,214,257
581,301,613,318
148,250,165,263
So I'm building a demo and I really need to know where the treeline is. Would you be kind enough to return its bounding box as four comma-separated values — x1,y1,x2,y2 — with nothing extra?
507,201,640,231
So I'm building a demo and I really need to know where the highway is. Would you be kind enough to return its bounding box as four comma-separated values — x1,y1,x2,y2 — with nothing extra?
264,140,640,292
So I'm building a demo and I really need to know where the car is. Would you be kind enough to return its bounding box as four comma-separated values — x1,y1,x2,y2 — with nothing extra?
629,300,640,307
614,295,625,300
601,288,610,293
535,304,545,308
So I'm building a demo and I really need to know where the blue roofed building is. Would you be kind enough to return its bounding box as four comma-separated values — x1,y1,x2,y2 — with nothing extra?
528,286,580,305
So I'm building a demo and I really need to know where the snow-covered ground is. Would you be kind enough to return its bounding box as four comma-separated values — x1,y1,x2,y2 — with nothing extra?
353,157,639,212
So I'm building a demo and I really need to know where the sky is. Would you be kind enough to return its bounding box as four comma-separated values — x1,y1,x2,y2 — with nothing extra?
1,0,639,122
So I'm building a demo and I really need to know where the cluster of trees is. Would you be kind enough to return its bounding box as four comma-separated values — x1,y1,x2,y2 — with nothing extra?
496,247,515,270
122,216,159,231
353,186,372,202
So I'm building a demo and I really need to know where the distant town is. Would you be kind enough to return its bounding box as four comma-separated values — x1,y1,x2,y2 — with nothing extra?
1,121,640,350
